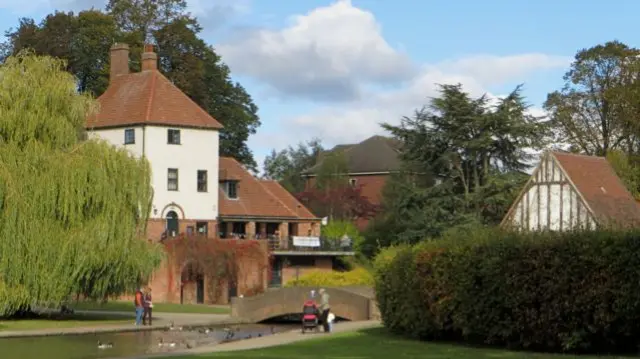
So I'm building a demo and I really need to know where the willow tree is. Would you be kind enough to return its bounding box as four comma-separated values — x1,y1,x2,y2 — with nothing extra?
0,52,163,315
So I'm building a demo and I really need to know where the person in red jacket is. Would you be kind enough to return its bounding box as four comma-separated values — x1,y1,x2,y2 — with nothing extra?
134,287,144,326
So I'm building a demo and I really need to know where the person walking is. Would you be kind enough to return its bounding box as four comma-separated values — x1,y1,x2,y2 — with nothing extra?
318,288,331,333
143,287,153,326
134,287,144,326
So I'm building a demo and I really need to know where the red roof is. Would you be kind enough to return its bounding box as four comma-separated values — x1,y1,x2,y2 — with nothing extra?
86,70,223,130
218,157,318,219
553,151,640,227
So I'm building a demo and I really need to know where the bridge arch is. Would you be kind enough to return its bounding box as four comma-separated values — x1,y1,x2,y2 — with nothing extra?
230,286,378,322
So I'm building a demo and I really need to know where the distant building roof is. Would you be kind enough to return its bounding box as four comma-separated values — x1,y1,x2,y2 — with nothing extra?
303,135,402,175
86,44,223,130
219,157,318,220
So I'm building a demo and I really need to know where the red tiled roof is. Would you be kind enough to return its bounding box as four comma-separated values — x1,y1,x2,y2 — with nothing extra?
260,180,316,219
218,157,318,219
86,71,223,130
553,151,640,228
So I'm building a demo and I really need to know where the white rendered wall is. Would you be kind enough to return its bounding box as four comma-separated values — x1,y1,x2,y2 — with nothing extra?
89,125,219,221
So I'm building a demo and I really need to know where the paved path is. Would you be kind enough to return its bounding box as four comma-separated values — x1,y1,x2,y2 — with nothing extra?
0,311,248,338
125,320,382,359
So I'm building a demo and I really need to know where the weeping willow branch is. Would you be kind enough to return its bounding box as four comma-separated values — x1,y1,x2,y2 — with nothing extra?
0,51,163,315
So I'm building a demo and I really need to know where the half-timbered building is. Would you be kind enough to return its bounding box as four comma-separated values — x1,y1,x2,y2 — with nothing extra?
501,151,640,231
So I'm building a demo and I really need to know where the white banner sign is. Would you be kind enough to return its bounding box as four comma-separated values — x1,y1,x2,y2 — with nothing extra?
292,236,321,247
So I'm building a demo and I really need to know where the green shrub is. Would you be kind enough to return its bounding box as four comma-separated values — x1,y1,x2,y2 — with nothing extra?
374,228,640,353
285,267,374,287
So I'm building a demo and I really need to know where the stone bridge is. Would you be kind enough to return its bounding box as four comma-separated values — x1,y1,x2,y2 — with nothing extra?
230,286,379,322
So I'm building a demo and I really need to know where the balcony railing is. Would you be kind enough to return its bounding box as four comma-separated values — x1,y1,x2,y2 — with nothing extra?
162,232,354,253
267,236,353,253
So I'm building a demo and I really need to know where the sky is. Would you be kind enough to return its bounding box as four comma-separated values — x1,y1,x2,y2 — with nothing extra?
1,0,639,169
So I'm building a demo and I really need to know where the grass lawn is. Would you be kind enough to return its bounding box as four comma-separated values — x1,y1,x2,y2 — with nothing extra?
72,301,230,315
171,327,634,359
0,313,130,331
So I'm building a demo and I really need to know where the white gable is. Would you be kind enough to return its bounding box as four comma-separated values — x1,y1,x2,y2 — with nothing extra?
502,152,597,231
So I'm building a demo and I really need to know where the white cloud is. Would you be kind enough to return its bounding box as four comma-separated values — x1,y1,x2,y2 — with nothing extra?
217,0,415,102
250,56,564,149
233,2,570,157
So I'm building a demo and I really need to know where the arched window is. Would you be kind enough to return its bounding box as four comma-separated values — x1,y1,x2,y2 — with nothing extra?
166,210,179,236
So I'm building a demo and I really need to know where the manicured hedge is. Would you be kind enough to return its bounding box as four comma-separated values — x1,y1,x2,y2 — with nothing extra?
374,229,640,353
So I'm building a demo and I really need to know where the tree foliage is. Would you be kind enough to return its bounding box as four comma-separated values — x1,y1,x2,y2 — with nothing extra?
262,138,323,193
0,53,162,315
607,149,640,199
545,41,640,156
296,150,379,221
2,1,260,169
364,84,548,255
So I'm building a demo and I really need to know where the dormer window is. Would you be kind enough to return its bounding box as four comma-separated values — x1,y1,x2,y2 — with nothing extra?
167,129,181,145
222,181,238,199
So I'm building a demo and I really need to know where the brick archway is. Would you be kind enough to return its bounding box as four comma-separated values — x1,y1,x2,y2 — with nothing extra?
160,202,186,219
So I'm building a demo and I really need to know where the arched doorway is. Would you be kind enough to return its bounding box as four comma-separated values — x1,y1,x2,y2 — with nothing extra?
166,210,179,237
181,262,205,304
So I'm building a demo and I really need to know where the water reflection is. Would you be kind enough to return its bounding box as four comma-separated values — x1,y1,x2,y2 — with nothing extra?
1,324,293,359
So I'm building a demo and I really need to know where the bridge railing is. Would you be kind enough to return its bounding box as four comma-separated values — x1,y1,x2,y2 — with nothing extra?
267,236,353,252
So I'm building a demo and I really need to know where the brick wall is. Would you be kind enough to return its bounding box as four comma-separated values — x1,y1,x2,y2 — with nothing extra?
139,219,269,304
146,218,217,242
296,221,320,236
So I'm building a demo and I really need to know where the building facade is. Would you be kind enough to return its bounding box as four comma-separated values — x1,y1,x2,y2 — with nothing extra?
86,43,350,304
501,151,640,231
302,135,402,229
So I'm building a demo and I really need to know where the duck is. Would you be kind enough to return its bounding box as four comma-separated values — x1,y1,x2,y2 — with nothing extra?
158,338,177,348
97,341,113,349
199,327,212,334
168,321,183,331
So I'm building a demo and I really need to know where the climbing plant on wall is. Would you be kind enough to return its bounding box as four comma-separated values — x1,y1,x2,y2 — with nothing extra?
164,236,269,302
0,52,163,316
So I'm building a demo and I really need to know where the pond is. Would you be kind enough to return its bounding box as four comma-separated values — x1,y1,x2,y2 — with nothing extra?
1,323,295,359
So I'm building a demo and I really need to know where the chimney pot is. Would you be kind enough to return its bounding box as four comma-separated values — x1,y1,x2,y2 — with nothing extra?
141,43,158,72
109,43,130,81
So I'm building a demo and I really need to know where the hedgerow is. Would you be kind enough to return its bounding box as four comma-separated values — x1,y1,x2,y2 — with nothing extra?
374,228,640,353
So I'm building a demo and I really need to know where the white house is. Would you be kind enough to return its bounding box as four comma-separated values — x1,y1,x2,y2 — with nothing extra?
86,43,223,239
501,151,640,231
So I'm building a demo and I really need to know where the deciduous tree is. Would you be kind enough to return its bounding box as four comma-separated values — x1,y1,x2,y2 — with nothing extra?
544,41,640,156
0,53,162,315
263,139,323,193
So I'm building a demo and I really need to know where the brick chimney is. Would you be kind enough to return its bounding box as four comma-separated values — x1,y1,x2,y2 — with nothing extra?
109,43,130,80
141,44,158,71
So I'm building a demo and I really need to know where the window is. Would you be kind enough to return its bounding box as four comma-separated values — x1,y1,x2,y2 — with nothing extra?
196,222,208,235
349,178,357,187
167,168,179,191
223,181,238,199
197,170,208,192
124,128,135,144
167,129,181,145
